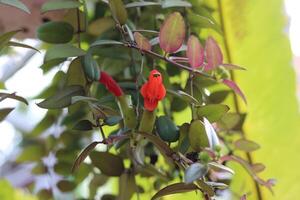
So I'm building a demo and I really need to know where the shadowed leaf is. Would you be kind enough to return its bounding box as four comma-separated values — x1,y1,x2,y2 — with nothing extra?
0,108,14,121
151,183,199,200
109,0,128,25
184,163,208,183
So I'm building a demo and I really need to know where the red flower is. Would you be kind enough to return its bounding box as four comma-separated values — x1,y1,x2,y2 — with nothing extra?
99,71,123,97
141,70,166,111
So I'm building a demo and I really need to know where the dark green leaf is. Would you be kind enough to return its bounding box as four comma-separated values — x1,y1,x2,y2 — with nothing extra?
41,0,81,13
37,21,74,44
16,144,46,162
234,139,260,152
156,116,179,142
90,151,124,176
184,163,208,184
54,161,73,175
73,120,94,131
37,85,85,109
0,108,14,121
151,183,199,200
81,53,100,81
208,90,230,104
57,180,76,192
197,104,229,122
72,141,101,172
0,0,30,13
7,41,40,52
90,174,109,197
45,44,86,61
66,58,86,87
40,58,66,74
0,92,28,105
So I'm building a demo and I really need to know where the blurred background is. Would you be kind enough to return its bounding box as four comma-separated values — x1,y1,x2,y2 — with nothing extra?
0,0,300,199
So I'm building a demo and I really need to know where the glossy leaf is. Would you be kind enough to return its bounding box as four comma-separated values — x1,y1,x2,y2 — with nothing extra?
37,21,74,44
90,151,124,176
0,0,30,13
104,116,122,126
203,117,220,148
159,12,185,53
73,120,94,131
184,163,208,184
234,138,260,152
223,79,247,104
37,85,85,109
161,0,191,8
134,32,151,51
45,44,86,61
197,104,229,122
151,183,199,200
188,120,209,151
156,116,179,142
41,0,81,13
0,108,14,122
208,162,235,175
72,141,101,172
108,0,128,25
187,35,204,68
205,37,223,71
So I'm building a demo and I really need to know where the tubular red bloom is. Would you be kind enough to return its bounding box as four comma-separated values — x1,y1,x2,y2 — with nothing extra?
141,69,166,111
99,71,123,97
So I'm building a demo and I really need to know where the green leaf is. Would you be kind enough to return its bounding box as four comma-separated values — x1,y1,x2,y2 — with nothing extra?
159,12,185,53
0,30,20,51
188,120,209,151
45,44,85,61
134,32,151,51
0,108,14,121
188,11,222,34
73,120,94,131
167,90,200,105
108,0,128,25
57,180,76,192
7,41,40,52
234,138,260,152
89,174,109,197
88,17,115,36
54,161,73,175
41,0,81,13
251,163,266,174
118,172,136,200
208,162,235,175
90,39,123,48
184,163,208,184
90,151,124,176
208,90,230,104
161,0,191,8
32,163,48,175
0,92,28,105
0,0,30,13
196,104,229,122
37,85,85,109
151,183,199,200
81,53,100,81
66,57,87,86
178,123,190,153
37,21,74,44
16,144,46,162
125,1,161,8
156,115,179,142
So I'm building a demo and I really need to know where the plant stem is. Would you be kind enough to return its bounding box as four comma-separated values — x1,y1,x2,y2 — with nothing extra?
76,8,81,49
216,0,263,199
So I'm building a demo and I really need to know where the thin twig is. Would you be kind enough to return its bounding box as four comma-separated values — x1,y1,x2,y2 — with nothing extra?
76,8,81,49
217,0,263,199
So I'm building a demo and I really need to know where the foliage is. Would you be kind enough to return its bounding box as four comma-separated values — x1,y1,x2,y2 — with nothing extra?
0,0,281,200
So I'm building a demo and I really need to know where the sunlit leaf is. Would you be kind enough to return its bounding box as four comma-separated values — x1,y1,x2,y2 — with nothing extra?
188,120,209,151
151,183,199,200
0,0,30,13
208,162,235,174
41,0,81,13
134,32,151,51
234,138,260,152
187,35,204,68
205,37,223,71
161,0,191,8
197,104,229,122
159,12,185,53
203,117,220,148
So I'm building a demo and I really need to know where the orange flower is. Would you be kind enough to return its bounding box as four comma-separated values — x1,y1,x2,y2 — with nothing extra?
141,70,166,111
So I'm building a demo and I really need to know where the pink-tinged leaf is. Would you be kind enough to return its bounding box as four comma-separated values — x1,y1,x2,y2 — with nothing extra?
240,194,247,200
186,35,204,68
221,63,246,70
205,37,223,70
159,12,185,53
133,32,151,51
223,79,247,104
251,163,266,174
